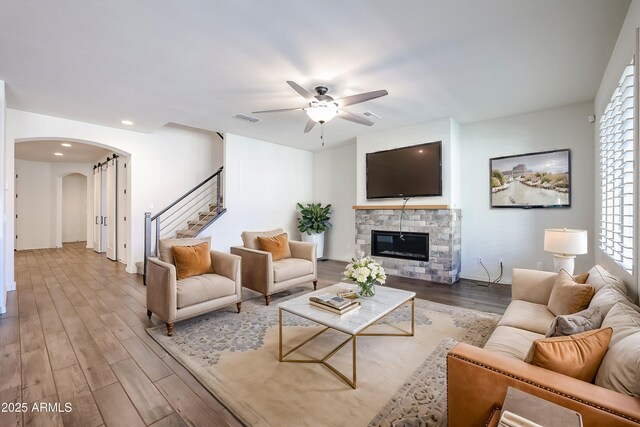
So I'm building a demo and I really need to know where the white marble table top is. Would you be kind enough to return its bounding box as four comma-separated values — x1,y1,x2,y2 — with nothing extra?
278,283,416,335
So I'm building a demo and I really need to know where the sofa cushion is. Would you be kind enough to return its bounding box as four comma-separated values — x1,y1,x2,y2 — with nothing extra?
601,302,640,347
159,236,211,266
497,300,556,335
272,258,314,283
483,326,544,361
172,242,212,280
176,274,236,309
586,264,628,295
547,269,594,316
241,228,285,250
588,285,632,317
524,327,612,382
595,331,640,397
545,306,604,337
257,232,292,261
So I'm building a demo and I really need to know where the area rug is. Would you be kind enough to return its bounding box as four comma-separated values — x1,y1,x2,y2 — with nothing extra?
147,290,500,427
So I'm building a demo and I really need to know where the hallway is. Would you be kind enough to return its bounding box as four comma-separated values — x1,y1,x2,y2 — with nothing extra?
1,242,241,427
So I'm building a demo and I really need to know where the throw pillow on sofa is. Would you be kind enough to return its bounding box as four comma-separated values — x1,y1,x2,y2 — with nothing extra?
600,301,640,347
545,306,603,337
595,331,640,397
171,242,212,280
525,327,612,382
547,269,595,316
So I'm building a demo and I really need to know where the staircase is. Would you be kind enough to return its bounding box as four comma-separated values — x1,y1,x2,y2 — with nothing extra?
142,166,226,283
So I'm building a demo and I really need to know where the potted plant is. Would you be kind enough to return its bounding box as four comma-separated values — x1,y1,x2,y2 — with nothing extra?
296,202,332,258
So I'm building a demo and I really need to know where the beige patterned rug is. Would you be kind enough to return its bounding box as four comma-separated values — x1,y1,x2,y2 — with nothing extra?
147,289,499,427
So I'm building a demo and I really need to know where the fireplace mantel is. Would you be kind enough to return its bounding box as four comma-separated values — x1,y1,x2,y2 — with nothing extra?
352,205,449,210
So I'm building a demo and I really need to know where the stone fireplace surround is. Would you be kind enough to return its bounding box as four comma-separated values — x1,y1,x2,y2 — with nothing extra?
355,207,461,284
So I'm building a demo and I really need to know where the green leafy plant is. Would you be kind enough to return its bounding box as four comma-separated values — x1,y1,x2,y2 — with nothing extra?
296,202,332,234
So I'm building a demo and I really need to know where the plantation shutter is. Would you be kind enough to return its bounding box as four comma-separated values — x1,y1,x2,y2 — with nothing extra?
599,58,635,273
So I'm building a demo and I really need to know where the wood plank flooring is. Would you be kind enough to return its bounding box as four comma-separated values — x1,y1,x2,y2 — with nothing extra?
1,242,510,426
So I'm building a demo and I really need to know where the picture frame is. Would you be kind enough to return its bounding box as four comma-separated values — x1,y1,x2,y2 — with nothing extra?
490,149,571,208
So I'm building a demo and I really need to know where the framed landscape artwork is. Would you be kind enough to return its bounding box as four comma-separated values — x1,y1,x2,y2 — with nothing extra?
490,149,571,208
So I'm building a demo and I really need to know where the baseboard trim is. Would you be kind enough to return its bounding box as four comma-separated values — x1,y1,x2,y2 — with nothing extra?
7,281,16,291
459,273,511,285
126,264,137,274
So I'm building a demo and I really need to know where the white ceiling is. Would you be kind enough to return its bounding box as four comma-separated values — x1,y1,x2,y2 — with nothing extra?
15,140,112,163
0,0,630,150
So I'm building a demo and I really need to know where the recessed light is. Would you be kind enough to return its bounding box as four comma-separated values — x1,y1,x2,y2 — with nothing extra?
54,152,63,156
61,143,72,147
121,120,134,126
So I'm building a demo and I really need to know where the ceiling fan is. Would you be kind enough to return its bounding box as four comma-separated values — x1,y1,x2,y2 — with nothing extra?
253,81,388,133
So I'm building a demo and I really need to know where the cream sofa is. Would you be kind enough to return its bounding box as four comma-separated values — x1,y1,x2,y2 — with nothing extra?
447,265,640,426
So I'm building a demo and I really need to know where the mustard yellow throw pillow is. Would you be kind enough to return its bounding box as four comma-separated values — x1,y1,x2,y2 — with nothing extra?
257,233,292,261
171,242,212,280
547,269,595,315
525,327,612,382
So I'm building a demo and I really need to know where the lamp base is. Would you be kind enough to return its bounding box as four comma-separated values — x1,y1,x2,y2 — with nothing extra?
553,254,576,275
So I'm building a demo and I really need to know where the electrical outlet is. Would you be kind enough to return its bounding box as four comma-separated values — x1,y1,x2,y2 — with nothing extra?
477,257,483,265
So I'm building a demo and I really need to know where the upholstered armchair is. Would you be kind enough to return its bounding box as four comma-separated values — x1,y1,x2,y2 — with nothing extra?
146,237,241,336
230,228,317,305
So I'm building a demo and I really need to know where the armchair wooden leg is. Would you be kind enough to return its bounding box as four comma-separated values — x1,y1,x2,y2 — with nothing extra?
166,323,174,336
147,309,152,319
313,280,317,291
265,295,271,306
236,302,242,313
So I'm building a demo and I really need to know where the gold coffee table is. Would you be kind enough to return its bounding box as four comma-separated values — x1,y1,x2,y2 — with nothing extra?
278,283,415,388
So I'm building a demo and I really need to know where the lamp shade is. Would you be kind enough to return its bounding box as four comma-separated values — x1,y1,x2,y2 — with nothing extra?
544,228,588,255
306,102,338,123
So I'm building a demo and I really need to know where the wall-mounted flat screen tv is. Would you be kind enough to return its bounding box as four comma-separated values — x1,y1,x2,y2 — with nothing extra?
490,149,571,208
366,141,442,199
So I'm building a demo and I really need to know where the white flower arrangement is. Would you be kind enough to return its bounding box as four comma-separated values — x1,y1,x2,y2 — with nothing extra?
343,256,386,285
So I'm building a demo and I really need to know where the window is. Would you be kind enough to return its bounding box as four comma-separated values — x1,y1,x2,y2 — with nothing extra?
599,58,635,273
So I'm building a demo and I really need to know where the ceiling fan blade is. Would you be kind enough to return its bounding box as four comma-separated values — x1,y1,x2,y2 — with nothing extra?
252,107,304,114
336,89,388,107
304,118,316,133
338,110,374,126
287,81,316,101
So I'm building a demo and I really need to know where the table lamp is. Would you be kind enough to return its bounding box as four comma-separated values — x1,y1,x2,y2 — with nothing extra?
543,228,588,274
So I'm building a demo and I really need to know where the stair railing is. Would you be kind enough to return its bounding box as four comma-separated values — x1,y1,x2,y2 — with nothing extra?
144,166,224,284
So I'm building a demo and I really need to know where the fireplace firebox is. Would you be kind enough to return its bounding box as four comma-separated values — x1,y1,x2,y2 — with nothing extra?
371,230,429,262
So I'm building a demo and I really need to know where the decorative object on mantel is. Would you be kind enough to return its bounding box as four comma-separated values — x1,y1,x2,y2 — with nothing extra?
544,228,588,274
343,256,386,297
296,202,332,258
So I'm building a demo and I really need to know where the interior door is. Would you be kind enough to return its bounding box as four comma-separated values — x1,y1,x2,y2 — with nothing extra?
117,158,127,264
106,158,117,261
93,166,102,252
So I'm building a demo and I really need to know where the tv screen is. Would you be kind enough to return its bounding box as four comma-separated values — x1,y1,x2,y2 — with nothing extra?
490,149,571,208
366,141,442,199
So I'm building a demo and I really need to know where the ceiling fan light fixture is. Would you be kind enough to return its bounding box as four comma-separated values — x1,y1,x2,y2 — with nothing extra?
306,101,338,123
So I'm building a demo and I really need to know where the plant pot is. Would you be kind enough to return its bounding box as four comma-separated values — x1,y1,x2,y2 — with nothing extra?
300,232,325,258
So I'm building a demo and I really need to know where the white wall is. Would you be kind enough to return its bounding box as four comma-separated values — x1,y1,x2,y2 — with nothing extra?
204,133,313,251
460,101,596,283
355,118,461,208
312,142,357,261
594,0,639,300
62,173,87,242
6,110,223,283
15,159,94,250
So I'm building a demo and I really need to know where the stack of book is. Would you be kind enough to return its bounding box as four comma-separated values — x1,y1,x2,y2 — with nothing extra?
309,294,361,315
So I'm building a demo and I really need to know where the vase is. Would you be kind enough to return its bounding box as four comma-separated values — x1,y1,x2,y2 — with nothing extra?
357,280,376,297
300,232,325,259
